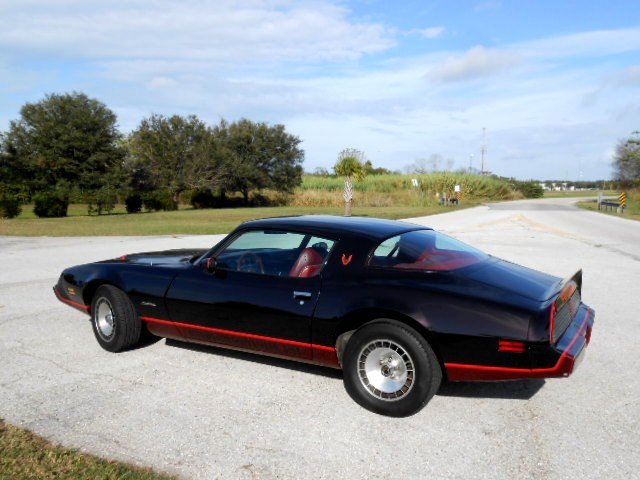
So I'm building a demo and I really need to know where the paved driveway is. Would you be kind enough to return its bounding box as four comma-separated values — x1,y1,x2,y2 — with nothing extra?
1,198,638,479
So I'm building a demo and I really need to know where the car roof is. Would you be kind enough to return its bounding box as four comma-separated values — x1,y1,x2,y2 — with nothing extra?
239,215,430,240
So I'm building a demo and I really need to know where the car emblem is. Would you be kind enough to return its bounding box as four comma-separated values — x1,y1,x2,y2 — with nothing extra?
341,254,353,266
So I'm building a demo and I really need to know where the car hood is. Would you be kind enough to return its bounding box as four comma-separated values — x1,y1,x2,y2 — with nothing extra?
101,249,208,266
465,258,562,302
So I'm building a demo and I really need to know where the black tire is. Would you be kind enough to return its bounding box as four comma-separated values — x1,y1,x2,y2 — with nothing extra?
342,320,442,417
90,285,141,352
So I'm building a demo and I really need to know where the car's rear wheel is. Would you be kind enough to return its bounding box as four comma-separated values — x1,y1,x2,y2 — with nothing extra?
342,320,441,417
91,285,141,352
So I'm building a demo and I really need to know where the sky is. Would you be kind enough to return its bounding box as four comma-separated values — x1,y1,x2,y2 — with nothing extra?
0,0,639,180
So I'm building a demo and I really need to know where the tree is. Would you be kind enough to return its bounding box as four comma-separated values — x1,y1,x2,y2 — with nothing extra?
2,92,123,198
334,148,367,216
363,160,391,175
312,166,330,176
613,132,640,183
218,119,304,204
127,114,226,204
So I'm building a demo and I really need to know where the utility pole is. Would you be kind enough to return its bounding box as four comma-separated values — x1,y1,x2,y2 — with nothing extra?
480,127,487,175
469,154,474,172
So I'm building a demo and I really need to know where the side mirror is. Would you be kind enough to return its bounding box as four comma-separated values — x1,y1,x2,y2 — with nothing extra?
203,257,217,274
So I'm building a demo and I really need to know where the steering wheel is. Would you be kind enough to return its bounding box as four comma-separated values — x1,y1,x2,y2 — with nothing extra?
237,252,265,274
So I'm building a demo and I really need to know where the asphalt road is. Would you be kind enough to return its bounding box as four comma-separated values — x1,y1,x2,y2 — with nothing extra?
1,197,639,479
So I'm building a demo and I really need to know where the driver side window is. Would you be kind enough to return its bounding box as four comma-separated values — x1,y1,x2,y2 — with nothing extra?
216,230,334,277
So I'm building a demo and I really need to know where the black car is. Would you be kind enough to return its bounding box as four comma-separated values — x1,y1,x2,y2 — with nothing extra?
54,215,594,416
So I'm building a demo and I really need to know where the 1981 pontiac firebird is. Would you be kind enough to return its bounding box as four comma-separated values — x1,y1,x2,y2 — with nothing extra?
54,216,594,416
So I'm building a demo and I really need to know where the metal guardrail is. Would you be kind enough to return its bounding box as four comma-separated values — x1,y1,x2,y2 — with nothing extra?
597,192,627,213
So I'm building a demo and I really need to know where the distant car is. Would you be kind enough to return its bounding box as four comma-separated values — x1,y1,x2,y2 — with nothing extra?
54,215,594,416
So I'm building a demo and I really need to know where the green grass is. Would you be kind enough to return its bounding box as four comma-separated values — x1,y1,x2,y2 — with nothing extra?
543,190,614,198
0,419,175,480
0,204,475,236
16,203,129,219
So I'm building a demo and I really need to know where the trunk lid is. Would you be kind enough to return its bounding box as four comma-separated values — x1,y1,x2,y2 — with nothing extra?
465,258,562,302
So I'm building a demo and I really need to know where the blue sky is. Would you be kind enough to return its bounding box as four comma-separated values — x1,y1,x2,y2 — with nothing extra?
1,1,639,180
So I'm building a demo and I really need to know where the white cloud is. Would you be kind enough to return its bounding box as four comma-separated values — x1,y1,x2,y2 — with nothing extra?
609,65,640,87
148,77,178,90
0,0,395,64
1,1,639,181
408,26,445,39
513,27,640,59
428,46,521,82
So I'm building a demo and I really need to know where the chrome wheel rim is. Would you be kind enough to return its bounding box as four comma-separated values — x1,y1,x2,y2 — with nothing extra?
95,298,115,340
357,339,415,402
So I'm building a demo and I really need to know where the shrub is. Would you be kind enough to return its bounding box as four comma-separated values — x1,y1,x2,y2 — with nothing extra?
0,192,21,219
249,193,271,207
190,189,216,209
513,180,544,199
125,194,143,213
33,191,69,218
86,189,117,215
142,190,178,212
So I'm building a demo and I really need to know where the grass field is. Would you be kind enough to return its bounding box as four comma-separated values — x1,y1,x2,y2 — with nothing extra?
543,190,609,198
0,172,522,236
0,204,473,236
0,419,174,480
301,172,519,198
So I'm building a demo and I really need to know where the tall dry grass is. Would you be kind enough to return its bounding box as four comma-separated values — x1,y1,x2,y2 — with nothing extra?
296,172,521,207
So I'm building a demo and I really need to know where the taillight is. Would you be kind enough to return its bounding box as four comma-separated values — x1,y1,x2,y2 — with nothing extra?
498,340,526,353
549,302,557,344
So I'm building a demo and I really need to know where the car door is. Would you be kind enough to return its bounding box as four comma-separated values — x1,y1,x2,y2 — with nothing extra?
165,229,335,361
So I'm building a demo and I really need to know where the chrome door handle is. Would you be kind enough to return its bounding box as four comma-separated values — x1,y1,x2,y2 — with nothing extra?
293,291,312,299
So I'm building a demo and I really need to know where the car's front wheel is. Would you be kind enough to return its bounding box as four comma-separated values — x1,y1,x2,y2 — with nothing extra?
91,285,141,352
342,320,442,417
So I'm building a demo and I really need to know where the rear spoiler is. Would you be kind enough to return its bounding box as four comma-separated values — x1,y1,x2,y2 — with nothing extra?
544,269,582,301
560,269,582,296
549,269,583,343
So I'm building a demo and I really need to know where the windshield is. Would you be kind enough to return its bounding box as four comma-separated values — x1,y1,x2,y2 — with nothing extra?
369,230,488,272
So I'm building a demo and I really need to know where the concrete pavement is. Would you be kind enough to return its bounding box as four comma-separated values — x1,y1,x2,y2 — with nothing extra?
1,198,638,479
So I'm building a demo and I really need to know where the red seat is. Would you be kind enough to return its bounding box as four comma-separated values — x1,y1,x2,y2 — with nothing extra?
289,248,324,278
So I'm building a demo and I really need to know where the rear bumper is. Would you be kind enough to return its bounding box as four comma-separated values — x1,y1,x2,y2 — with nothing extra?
446,305,594,381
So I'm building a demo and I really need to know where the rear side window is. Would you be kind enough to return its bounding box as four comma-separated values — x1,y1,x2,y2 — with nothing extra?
369,230,487,271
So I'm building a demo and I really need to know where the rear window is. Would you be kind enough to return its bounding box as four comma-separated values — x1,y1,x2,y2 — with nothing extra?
368,230,487,272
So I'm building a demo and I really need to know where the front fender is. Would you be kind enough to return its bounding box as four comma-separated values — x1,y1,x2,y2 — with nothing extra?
56,263,182,319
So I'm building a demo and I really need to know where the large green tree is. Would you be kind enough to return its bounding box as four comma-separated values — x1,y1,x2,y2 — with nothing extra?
2,92,123,196
613,132,640,182
127,114,227,203
217,119,304,204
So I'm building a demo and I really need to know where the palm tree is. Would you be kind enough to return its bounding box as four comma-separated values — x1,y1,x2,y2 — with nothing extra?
334,148,366,216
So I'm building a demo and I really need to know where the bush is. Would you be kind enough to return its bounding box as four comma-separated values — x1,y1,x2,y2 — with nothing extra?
513,180,544,199
86,189,117,215
0,192,21,219
33,191,69,218
249,192,289,207
249,193,271,207
142,190,178,212
125,194,143,213
190,189,216,209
